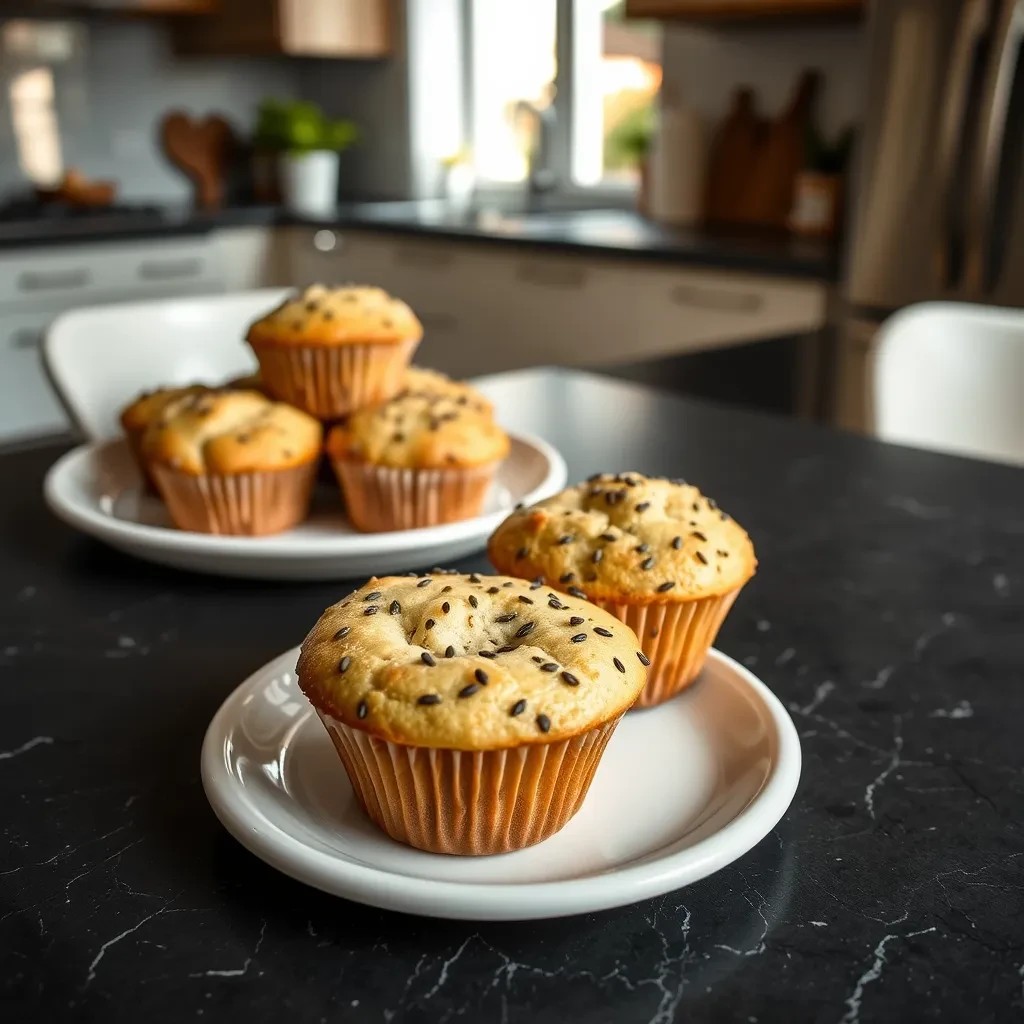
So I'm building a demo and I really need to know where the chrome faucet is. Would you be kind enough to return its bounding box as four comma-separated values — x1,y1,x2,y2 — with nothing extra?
515,100,557,201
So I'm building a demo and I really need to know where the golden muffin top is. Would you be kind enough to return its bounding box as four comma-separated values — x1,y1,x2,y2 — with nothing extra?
120,385,210,433
296,573,647,749
326,392,509,470
399,367,493,415
141,389,322,475
246,285,423,347
488,472,756,603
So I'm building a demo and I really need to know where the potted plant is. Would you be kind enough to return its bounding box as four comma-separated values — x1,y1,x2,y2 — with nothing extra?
789,123,855,238
605,105,653,213
254,99,357,216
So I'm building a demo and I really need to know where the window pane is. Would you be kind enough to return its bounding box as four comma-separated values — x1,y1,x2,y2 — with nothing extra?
470,0,557,183
572,0,661,186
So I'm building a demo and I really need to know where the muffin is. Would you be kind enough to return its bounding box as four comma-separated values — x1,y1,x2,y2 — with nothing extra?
399,366,493,415
142,389,322,536
223,371,267,394
488,473,756,707
326,391,510,532
296,572,647,855
246,284,422,419
120,384,210,493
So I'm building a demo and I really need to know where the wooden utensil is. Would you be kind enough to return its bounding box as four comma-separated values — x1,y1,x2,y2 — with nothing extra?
36,169,117,208
705,70,820,229
705,87,765,225
159,112,236,210
744,70,819,228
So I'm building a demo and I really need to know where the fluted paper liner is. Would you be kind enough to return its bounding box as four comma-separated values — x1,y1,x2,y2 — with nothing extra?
125,428,159,495
317,712,621,855
593,589,742,707
330,457,497,532
251,338,418,419
151,461,317,536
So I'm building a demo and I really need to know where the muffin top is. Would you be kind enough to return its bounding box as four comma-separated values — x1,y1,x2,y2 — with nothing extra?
142,389,322,475
399,367,493,415
296,573,647,749
488,472,756,602
326,392,509,470
246,284,423,347
120,384,209,433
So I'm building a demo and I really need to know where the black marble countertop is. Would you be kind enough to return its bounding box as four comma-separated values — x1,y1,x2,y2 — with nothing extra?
2,369,1021,1023
0,200,839,281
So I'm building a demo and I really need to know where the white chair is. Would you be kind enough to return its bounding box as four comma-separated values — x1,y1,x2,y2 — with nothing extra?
44,288,290,441
872,302,1024,466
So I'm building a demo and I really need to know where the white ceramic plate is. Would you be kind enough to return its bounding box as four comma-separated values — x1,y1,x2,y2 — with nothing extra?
43,434,567,580
201,646,801,921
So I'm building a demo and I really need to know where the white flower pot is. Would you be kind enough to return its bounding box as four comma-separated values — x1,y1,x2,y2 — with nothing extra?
279,150,340,217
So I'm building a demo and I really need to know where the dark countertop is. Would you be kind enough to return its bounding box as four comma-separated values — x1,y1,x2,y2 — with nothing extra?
2,369,1021,1023
0,200,840,281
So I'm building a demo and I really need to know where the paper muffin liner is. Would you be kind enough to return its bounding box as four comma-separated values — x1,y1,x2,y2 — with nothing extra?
330,457,497,532
250,338,419,419
592,589,743,708
125,428,160,496
150,461,317,536
316,711,621,855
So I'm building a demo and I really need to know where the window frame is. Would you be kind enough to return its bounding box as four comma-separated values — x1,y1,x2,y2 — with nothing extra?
461,0,639,204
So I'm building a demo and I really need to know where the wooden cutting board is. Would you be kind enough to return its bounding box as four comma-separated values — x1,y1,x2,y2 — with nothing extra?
159,112,236,210
704,87,764,226
706,71,820,229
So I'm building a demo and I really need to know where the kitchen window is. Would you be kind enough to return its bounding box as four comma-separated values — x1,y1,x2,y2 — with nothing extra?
465,0,662,193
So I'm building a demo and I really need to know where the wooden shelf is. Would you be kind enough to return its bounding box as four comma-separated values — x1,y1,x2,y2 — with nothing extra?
625,0,864,25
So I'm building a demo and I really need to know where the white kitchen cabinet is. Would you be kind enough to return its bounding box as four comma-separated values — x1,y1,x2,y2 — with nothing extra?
0,311,70,441
0,235,225,443
0,238,222,310
283,227,829,377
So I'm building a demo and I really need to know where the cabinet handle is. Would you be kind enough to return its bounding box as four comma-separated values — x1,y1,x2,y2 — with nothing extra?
9,328,42,350
137,257,203,281
670,283,764,314
516,262,587,289
18,268,91,292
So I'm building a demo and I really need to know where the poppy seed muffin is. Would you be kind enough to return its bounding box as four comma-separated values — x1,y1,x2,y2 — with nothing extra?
326,393,510,532
488,472,756,706
142,389,322,535
297,572,647,854
120,384,210,492
246,284,422,418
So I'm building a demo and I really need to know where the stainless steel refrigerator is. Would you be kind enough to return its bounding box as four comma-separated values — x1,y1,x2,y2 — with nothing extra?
837,0,1024,429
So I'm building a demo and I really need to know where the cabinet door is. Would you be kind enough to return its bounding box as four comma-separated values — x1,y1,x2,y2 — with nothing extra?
0,238,222,308
172,0,280,55
834,318,877,433
0,313,69,442
279,0,390,56
212,227,288,291
284,229,484,373
174,0,390,56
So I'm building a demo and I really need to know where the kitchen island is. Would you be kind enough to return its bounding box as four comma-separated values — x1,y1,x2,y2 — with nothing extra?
2,369,1020,1023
